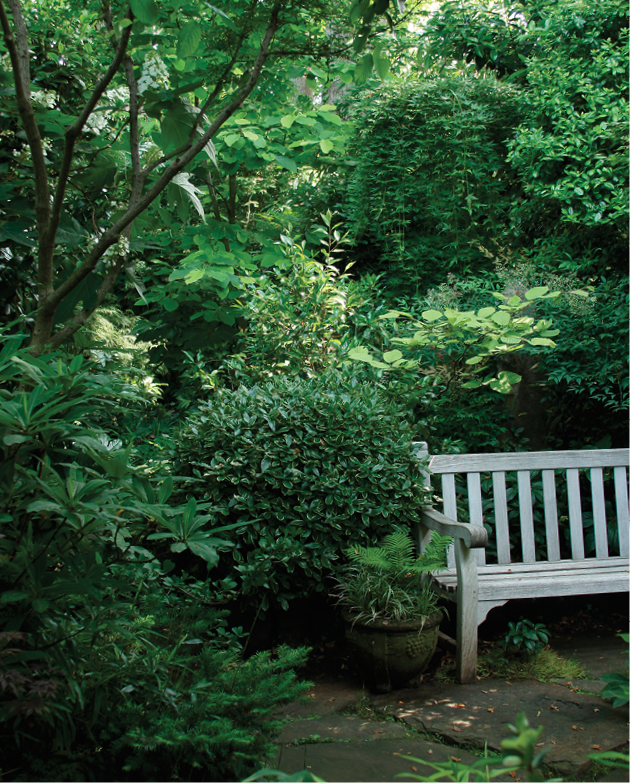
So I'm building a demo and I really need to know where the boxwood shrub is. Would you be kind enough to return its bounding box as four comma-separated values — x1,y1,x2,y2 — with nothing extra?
176,372,429,610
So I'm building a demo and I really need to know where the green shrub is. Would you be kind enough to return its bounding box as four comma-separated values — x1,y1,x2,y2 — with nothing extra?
176,372,430,611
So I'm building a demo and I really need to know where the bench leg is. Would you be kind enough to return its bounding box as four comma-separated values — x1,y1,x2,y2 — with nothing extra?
455,540,479,684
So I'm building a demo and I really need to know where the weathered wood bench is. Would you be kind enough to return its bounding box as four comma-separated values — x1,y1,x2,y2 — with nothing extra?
414,443,630,684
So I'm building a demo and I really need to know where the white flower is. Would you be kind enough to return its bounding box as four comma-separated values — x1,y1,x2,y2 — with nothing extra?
137,52,170,94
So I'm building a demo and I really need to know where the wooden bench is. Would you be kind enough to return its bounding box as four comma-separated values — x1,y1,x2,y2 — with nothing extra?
414,443,630,684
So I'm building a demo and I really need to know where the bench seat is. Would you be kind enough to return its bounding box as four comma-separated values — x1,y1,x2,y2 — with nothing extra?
436,556,629,598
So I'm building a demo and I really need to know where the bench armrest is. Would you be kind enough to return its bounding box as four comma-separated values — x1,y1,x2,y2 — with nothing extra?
420,506,488,549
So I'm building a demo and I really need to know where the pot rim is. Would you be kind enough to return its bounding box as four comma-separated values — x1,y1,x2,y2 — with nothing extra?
341,609,442,633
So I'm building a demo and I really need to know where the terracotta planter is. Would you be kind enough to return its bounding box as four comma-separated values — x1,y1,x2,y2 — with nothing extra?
343,610,442,693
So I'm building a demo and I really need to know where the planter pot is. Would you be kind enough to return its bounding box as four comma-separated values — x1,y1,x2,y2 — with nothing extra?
342,610,442,693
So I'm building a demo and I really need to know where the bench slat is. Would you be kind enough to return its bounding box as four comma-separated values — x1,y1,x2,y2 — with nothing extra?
614,466,629,558
449,563,629,582
441,556,627,575
492,471,511,564
467,472,486,566
567,468,585,559
517,471,536,563
442,473,457,569
542,469,561,561
449,571,628,600
590,467,609,558
429,448,629,474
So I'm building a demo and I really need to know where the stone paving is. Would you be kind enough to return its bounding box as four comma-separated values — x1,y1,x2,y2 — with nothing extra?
273,633,629,782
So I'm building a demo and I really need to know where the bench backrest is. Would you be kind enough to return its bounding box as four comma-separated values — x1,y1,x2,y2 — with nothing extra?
417,444,629,568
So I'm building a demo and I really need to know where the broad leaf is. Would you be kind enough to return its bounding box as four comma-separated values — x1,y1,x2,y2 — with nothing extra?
130,0,159,24
177,21,202,59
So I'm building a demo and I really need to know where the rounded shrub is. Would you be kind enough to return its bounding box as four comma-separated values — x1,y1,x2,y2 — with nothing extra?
176,372,429,610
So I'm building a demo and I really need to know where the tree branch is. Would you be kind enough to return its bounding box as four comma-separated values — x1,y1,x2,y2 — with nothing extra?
43,18,132,268
45,2,282,323
7,0,29,97
0,0,50,276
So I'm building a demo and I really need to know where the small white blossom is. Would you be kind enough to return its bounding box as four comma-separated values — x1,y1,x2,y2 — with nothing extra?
31,89,57,108
86,112,108,134
137,51,170,94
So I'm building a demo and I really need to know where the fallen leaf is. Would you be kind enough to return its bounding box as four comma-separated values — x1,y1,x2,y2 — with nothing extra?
393,753,401,756
572,726,578,731
489,689,498,693
327,698,336,702
481,690,488,694
451,756,462,762
592,745,601,750
410,767,418,772
535,743,544,747
599,657,604,660
373,730,384,734
452,727,462,732
594,709,600,713
455,703,465,708
581,728,586,731
549,705,559,711
428,750,433,755
536,711,541,717
551,740,557,745
509,773,516,778
505,681,513,686
488,708,495,713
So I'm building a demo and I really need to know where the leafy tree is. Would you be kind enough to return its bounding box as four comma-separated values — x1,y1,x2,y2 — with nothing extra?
0,0,414,355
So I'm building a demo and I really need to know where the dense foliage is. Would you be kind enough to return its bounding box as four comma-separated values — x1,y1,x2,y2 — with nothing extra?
0,0,627,778
175,372,430,612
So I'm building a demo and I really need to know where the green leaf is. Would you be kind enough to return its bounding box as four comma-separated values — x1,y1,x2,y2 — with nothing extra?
187,540,220,566
274,155,298,173
0,591,29,604
525,286,549,301
319,138,334,154
421,309,443,323
130,0,159,24
177,21,202,59
354,53,373,83
280,115,296,128
158,103,194,153
382,349,402,363
478,307,496,318
491,311,511,326
373,52,390,81
3,434,29,445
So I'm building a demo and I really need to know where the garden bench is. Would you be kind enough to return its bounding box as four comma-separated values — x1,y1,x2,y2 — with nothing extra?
414,443,630,684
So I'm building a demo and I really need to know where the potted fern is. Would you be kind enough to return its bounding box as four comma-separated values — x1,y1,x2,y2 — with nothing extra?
332,529,452,692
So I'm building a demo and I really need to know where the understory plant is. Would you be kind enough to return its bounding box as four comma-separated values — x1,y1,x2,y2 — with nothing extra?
503,619,550,656
332,529,451,624
600,633,629,708
0,331,310,781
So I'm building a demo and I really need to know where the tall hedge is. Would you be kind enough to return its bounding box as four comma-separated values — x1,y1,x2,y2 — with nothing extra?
176,373,428,610
346,74,523,293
